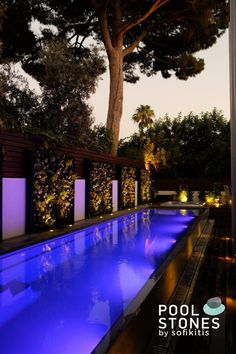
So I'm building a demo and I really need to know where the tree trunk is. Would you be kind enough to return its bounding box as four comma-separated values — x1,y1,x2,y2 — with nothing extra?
106,48,124,155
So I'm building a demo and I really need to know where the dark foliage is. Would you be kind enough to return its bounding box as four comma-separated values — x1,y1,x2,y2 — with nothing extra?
0,39,105,147
119,109,230,179
7,0,227,83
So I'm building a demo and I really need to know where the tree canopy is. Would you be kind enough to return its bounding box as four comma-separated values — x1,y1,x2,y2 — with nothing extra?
119,109,230,179
132,104,155,134
0,38,106,147
0,0,229,154
1,0,228,80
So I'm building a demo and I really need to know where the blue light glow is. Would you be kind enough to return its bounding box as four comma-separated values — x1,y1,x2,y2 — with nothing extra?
0,208,199,353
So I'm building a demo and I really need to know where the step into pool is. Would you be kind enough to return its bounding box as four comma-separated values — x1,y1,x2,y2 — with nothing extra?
0,208,205,353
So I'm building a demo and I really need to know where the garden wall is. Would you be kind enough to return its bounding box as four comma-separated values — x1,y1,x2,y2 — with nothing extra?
0,130,231,239
0,130,146,240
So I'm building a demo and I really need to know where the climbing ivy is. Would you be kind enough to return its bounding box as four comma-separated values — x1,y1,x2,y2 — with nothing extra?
89,162,113,216
32,150,76,229
121,167,136,208
140,169,151,203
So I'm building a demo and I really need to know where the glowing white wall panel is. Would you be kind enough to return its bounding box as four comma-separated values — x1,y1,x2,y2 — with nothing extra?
2,178,26,239
135,181,138,206
112,180,118,212
74,179,86,221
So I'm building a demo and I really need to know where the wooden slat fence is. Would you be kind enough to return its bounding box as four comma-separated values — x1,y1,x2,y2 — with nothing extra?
0,130,144,178
0,129,230,190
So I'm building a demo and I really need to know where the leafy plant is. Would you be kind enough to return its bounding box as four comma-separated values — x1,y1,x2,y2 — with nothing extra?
91,124,113,153
144,141,167,172
33,150,76,229
132,105,155,134
204,183,223,207
121,167,136,208
140,169,152,203
177,185,192,203
90,162,113,216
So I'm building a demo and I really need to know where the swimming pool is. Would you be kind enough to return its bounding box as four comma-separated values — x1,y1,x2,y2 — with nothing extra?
0,208,203,353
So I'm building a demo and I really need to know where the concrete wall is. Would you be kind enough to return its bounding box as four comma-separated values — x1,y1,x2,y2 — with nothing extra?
74,179,86,222
2,178,26,239
112,180,118,212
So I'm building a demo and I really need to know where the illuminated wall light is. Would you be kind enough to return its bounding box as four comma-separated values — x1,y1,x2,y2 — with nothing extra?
74,179,86,221
205,195,214,205
218,256,235,264
50,229,54,232
205,194,222,207
100,216,103,219
226,297,236,310
3,178,26,239
69,224,73,227
221,237,232,241
214,196,220,208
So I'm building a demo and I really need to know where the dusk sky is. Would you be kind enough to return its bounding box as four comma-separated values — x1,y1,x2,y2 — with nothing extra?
89,30,229,139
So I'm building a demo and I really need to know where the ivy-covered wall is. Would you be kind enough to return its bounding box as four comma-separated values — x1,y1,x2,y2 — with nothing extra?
32,150,75,229
121,167,136,208
89,162,113,216
140,169,152,203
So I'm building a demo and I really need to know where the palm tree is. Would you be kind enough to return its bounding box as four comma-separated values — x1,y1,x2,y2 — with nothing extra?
132,105,155,134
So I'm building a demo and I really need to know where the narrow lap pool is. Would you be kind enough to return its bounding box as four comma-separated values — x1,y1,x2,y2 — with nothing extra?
0,208,202,353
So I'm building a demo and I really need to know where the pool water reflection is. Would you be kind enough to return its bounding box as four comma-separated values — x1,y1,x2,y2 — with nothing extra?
0,208,199,353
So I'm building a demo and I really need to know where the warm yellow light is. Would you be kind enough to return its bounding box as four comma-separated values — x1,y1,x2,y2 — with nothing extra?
221,236,232,241
218,256,235,264
178,190,188,203
205,195,214,205
227,297,236,310
180,209,187,216
50,229,54,232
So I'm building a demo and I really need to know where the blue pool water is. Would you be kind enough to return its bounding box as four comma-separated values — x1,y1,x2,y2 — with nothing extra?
0,208,200,353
